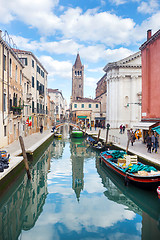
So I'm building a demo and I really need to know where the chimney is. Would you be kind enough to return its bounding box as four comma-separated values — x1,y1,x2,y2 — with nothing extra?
0,30,2,38
147,29,152,40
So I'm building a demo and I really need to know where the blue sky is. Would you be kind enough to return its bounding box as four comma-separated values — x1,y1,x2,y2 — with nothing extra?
0,0,160,104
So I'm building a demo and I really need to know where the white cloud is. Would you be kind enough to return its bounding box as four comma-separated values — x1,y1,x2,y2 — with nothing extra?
39,55,72,79
109,0,127,5
137,0,159,14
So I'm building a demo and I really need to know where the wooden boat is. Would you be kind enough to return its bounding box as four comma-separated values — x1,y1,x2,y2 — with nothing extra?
54,133,62,138
86,136,105,151
71,130,84,138
100,150,160,189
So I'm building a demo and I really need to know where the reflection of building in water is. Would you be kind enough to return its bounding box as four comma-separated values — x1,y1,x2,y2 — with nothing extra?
0,151,49,240
51,140,65,159
96,158,141,215
72,155,84,201
96,156,160,238
23,154,48,230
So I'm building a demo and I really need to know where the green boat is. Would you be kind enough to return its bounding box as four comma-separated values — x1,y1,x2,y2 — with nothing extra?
71,130,84,138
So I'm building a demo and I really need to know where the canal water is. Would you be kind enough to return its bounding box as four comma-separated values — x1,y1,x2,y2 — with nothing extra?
1,131,160,239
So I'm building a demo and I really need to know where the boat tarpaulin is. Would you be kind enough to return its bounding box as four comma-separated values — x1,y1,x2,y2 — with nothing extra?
152,126,160,135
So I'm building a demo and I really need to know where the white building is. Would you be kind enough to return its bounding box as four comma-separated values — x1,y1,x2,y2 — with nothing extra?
104,51,142,129
48,89,66,122
15,49,48,132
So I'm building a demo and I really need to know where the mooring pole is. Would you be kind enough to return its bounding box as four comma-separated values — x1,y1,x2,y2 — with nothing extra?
19,136,31,180
97,129,101,142
105,128,109,146
126,130,131,154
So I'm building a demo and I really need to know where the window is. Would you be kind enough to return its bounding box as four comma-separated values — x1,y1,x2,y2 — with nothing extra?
20,70,22,85
96,104,98,108
3,93,6,111
32,76,34,88
3,55,6,71
75,71,77,76
9,58,12,77
24,83,26,93
81,104,84,108
74,104,77,108
20,58,28,66
37,65,40,74
32,101,34,113
32,60,34,68
37,80,39,90
4,126,7,137
89,104,91,108
15,65,17,82
79,85,81,88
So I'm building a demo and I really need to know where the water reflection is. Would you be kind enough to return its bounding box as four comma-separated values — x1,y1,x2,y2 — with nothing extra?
0,150,50,240
96,156,160,239
1,132,160,239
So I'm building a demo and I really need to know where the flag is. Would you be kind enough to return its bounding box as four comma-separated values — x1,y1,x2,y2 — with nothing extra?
26,116,32,126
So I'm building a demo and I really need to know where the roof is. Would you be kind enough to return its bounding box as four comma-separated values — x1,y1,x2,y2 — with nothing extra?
140,29,160,51
103,51,141,72
73,53,83,68
73,97,100,103
12,48,48,74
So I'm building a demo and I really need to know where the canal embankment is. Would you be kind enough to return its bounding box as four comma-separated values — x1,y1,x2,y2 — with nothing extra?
0,129,54,185
86,128,160,168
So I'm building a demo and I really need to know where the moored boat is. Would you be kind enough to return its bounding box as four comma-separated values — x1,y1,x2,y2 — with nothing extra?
100,150,160,189
71,130,84,138
86,136,105,151
54,133,62,138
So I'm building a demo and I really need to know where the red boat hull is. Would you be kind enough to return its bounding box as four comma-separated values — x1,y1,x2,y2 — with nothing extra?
100,156,160,189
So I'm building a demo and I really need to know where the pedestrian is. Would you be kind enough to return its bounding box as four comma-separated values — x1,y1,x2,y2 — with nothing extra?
40,125,43,134
146,134,152,153
154,132,159,153
122,125,125,134
120,124,123,134
131,132,135,146
151,132,155,152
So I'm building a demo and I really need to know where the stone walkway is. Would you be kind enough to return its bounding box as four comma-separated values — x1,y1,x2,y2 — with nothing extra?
0,129,54,180
86,128,160,167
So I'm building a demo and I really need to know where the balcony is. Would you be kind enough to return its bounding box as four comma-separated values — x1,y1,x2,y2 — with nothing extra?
26,93,32,101
11,105,23,115
39,90,44,97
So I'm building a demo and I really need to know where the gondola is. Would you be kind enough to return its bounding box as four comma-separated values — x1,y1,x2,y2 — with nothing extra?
100,150,160,189
86,136,105,151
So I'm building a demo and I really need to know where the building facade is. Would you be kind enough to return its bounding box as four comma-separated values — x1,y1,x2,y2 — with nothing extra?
48,88,66,122
95,74,107,126
0,31,24,147
70,97,101,127
104,51,142,129
72,53,84,101
15,49,48,133
140,29,160,122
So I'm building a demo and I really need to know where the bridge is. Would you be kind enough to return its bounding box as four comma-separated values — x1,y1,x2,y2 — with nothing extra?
55,122,81,130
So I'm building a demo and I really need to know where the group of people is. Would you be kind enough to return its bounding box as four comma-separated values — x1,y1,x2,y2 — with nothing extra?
146,132,159,153
119,124,126,134
130,129,142,146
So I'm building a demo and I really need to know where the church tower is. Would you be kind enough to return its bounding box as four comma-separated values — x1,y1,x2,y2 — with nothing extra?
72,53,84,101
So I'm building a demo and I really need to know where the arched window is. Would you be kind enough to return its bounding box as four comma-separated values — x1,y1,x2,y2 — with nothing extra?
75,71,77,76
9,58,12,77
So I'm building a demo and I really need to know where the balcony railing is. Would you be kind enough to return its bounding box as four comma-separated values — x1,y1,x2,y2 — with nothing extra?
11,105,23,115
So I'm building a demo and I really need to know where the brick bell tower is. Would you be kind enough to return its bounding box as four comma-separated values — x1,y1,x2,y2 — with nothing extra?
72,53,84,101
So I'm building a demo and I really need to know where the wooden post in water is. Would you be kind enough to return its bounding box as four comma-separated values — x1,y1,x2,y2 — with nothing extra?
126,130,131,154
105,128,109,146
97,129,101,142
19,136,31,180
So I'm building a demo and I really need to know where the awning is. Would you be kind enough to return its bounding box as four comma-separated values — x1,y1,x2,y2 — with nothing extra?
77,116,87,119
152,126,160,135
133,122,156,130
95,117,106,120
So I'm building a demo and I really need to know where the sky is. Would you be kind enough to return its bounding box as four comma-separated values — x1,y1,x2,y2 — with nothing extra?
0,0,160,105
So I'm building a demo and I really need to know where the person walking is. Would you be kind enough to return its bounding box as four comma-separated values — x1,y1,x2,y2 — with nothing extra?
122,125,125,134
151,132,155,152
40,125,43,134
95,123,97,131
146,134,152,153
154,132,159,153
131,132,135,146
120,124,123,134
